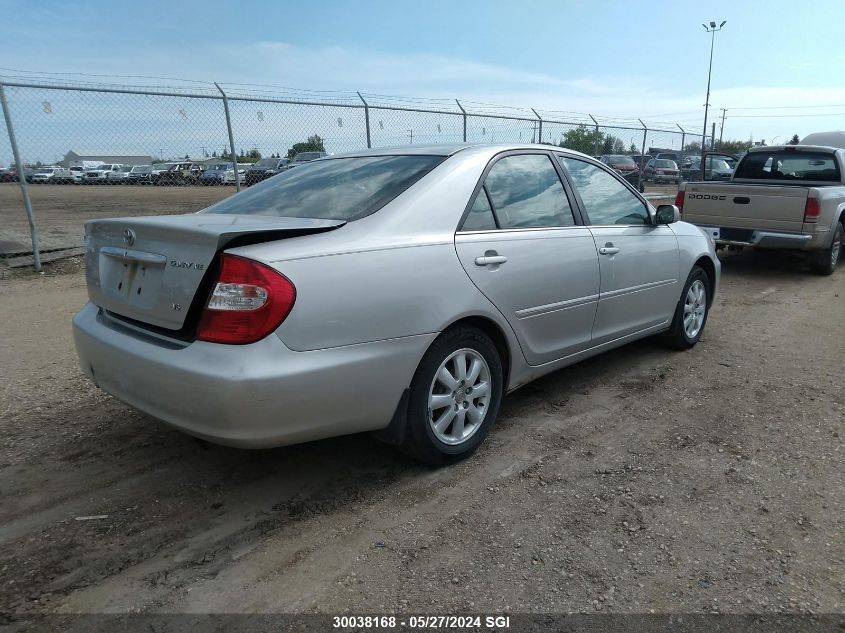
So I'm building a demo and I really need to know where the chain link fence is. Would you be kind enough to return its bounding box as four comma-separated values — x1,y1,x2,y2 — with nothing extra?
0,75,692,270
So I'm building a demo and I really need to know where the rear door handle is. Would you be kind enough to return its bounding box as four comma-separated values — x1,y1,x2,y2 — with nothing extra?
599,247,620,256
474,255,508,266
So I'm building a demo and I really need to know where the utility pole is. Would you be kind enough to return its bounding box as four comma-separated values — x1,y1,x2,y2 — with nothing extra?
700,21,726,164
407,129,414,145
718,108,727,145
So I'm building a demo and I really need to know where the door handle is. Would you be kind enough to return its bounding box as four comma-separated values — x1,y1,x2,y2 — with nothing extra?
474,255,508,266
599,246,620,256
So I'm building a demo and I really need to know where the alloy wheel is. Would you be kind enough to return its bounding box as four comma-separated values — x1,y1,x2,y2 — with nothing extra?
683,279,707,339
428,348,491,446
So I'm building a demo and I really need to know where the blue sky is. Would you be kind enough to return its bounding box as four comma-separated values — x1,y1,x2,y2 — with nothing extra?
1,0,844,161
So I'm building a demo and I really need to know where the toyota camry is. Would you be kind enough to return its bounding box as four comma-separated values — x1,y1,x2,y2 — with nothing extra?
73,144,719,464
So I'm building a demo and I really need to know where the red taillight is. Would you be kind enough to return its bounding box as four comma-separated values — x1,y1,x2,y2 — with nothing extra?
803,197,821,223
674,191,685,213
196,254,296,344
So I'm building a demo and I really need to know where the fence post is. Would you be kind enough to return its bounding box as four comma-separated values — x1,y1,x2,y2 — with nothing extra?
531,109,543,144
0,82,41,271
214,83,240,192
589,114,600,157
357,92,371,149
676,123,686,173
455,99,467,142
638,119,648,192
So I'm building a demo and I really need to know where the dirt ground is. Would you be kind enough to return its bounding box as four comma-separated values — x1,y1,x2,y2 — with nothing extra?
1,224,843,624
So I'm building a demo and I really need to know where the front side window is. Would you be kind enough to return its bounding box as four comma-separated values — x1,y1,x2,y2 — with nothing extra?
202,155,444,221
558,156,649,226
482,154,574,229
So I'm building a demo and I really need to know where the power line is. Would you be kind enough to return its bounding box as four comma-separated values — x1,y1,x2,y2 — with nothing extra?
726,103,845,110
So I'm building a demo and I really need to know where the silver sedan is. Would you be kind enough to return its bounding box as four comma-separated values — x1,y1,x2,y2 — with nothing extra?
73,144,719,464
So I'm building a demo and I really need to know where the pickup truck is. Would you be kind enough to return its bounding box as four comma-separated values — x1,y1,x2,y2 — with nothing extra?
676,145,845,275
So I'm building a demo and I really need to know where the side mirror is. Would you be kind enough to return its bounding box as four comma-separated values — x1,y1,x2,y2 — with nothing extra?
655,204,680,224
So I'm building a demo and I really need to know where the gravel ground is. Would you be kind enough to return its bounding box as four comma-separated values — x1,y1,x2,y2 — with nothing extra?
0,244,843,625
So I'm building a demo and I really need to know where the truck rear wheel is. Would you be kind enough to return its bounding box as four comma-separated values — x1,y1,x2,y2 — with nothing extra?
810,221,843,276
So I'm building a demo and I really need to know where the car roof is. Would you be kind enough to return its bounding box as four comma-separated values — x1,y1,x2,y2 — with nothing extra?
327,143,598,161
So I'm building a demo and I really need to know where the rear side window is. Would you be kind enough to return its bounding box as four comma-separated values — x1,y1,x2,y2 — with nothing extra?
482,154,575,229
462,189,497,231
735,151,840,182
202,155,444,221
558,156,649,226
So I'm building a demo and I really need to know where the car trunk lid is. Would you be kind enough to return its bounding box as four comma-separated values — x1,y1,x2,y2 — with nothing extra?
84,214,344,331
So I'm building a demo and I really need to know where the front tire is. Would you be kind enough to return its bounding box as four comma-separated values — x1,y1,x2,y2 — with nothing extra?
663,266,711,350
809,221,843,276
400,326,503,466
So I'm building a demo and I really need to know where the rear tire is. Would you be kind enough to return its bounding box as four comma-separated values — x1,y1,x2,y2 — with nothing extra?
399,326,503,466
662,266,711,350
809,221,843,276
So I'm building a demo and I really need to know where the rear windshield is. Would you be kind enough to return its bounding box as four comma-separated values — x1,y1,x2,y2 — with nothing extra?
607,155,634,164
735,151,840,182
654,160,676,168
202,155,445,221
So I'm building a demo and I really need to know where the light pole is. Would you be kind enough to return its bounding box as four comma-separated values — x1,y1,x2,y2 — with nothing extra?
701,20,726,170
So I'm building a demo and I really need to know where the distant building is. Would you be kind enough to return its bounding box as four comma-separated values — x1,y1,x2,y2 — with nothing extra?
60,151,153,168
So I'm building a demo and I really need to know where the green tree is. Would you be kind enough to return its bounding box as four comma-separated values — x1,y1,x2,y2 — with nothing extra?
601,134,625,154
287,134,326,159
787,134,800,145
558,125,603,155
715,139,753,153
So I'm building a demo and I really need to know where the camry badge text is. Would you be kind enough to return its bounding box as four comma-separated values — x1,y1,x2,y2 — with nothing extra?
170,260,204,270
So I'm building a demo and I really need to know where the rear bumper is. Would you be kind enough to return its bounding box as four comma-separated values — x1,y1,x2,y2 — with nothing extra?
697,225,820,250
72,303,434,448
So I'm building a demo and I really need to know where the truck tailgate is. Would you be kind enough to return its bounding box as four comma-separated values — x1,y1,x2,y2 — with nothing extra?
682,184,808,233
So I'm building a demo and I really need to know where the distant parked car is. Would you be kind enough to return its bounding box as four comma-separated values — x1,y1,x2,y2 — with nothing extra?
106,165,133,184
156,162,202,186
199,163,233,185
643,159,680,184
27,166,73,185
0,168,12,182
126,165,154,184
599,154,641,188
223,166,246,185
148,163,175,184
68,166,87,184
655,152,679,163
288,151,327,167
630,154,653,169
30,166,74,184
680,156,734,182
245,157,290,185
85,164,125,184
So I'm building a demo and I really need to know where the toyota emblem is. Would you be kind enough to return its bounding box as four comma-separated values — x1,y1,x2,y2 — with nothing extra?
122,228,136,246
